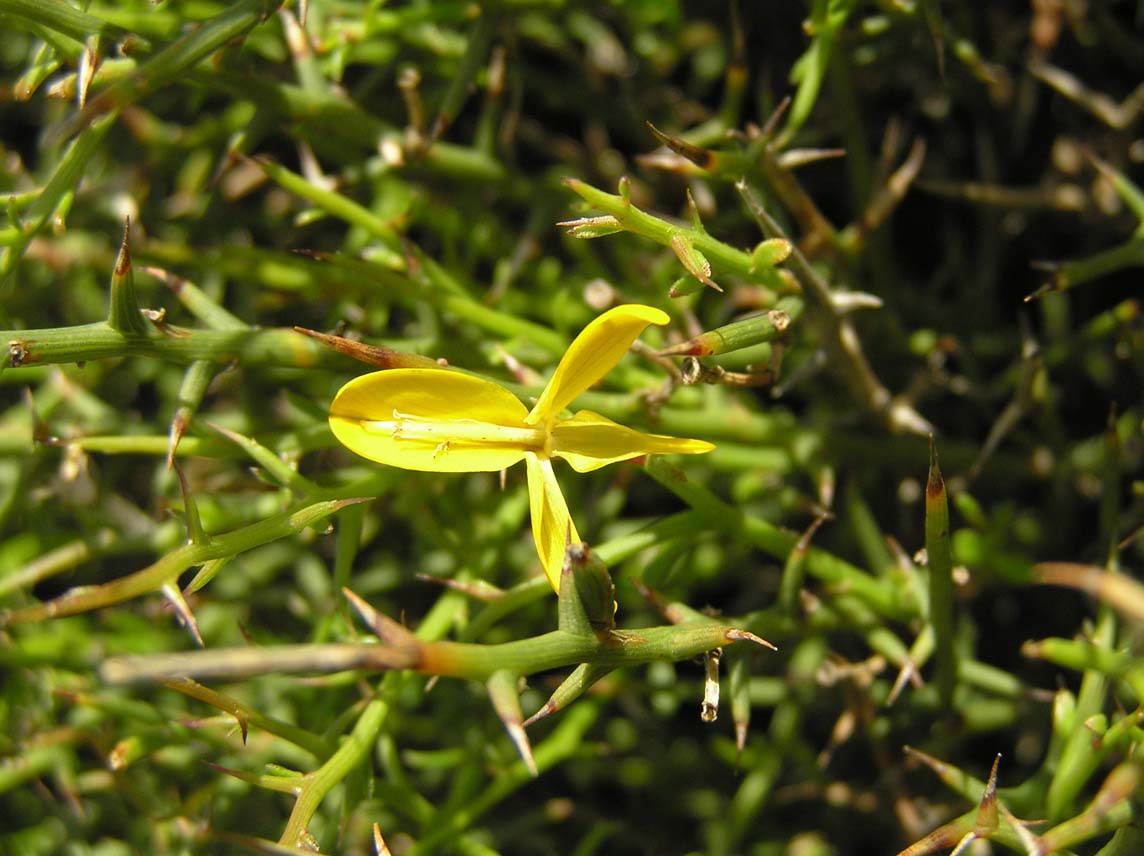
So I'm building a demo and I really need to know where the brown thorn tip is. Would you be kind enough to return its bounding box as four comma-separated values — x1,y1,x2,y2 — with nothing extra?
332,497,372,509
509,724,538,777
985,753,1002,791
342,586,376,618
342,586,411,644
521,704,552,729
161,582,203,647
342,587,384,633
115,218,132,275
373,823,393,856
203,419,243,444
726,628,777,650
166,414,187,471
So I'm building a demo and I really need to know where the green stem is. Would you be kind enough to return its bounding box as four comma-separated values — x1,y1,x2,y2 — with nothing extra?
1,114,115,279
644,457,915,620
281,696,390,849
736,180,931,435
62,0,284,139
4,499,364,623
2,322,358,369
407,703,597,854
278,589,470,846
926,438,957,707
0,742,75,794
0,0,127,43
164,678,333,760
1053,237,1144,293
1024,636,1144,701
254,157,403,258
564,178,785,290
101,621,767,685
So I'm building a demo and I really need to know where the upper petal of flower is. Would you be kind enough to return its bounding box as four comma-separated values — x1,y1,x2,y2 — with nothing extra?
329,368,533,473
525,453,580,592
551,409,715,473
525,304,669,425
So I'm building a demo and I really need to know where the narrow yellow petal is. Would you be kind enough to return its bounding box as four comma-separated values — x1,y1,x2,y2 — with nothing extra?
525,454,580,592
329,369,532,473
526,304,669,424
551,410,715,473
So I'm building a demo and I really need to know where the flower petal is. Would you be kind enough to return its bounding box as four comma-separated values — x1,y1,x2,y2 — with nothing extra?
329,369,531,473
525,453,580,592
526,304,669,424
551,410,715,473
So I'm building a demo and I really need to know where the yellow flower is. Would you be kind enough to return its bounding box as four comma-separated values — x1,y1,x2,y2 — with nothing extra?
329,304,714,591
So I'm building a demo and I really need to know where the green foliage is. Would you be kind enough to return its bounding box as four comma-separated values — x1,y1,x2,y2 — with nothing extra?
1,1,1143,854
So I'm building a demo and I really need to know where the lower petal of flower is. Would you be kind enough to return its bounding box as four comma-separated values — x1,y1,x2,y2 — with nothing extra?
329,368,535,473
551,410,715,473
525,453,580,592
